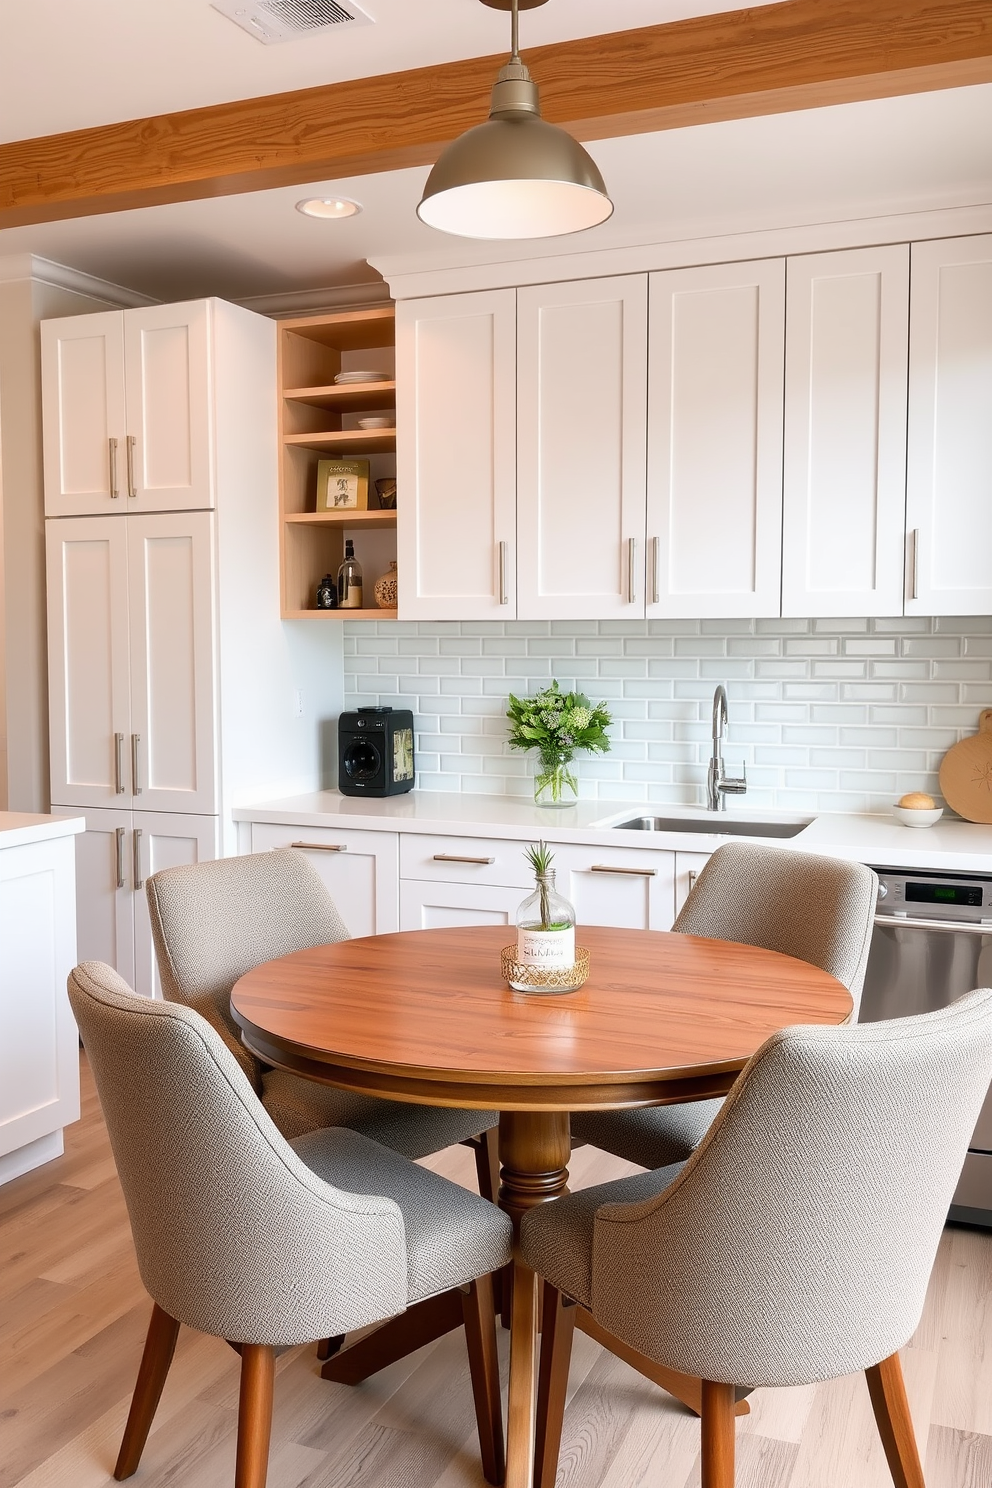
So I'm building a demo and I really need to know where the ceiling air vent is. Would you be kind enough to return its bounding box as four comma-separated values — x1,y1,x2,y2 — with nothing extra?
211,0,374,44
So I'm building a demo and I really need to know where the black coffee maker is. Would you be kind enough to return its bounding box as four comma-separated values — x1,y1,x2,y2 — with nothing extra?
338,708,415,797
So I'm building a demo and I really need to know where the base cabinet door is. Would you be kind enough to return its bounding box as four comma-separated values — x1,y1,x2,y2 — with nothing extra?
906,234,992,615
400,879,522,931
674,851,712,919
0,833,80,1171
549,843,675,931
68,805,218,998
250,823,399,937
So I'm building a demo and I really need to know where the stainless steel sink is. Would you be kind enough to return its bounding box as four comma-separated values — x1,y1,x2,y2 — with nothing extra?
611,815,810,839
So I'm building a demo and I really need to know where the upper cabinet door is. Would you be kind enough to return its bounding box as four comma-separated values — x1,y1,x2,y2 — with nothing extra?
647,260,785,618
126,511,218,814
782,245,909,618
516,276,648,620
907,235,992,616
42,313,127,517
396,290,517,620
123,301,212,512
47,517,132,809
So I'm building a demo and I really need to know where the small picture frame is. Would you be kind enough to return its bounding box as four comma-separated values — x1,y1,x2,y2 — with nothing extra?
316,458,370,512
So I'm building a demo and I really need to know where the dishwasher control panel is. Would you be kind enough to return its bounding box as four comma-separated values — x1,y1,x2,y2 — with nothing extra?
874,868,991,922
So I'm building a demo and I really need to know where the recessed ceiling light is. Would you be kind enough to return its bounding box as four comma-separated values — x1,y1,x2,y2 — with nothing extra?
295,197,363,220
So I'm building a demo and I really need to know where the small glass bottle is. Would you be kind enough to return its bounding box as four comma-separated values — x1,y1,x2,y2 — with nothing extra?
315,573,337,609
337,539,364,609
515,869,576,972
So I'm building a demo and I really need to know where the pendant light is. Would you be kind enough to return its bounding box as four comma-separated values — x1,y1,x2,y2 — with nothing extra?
417,0,613,240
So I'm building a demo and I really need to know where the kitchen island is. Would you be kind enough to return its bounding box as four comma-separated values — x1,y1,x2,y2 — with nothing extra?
0,811,84,1183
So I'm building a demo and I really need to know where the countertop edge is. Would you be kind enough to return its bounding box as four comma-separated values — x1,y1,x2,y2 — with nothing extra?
0,812,86,850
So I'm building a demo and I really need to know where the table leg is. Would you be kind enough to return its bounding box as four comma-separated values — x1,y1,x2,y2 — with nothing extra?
498,1111,571,1488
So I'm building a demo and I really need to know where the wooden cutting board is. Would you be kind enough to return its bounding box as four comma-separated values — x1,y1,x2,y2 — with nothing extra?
939,710,992,823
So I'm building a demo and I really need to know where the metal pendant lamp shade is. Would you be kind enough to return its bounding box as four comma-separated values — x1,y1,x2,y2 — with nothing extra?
417,0,613,240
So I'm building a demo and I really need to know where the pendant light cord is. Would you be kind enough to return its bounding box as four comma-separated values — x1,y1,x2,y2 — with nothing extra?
510,0,520,64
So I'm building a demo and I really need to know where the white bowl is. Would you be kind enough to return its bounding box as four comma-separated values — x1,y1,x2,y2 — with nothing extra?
357,415,393,429
892,804,943,828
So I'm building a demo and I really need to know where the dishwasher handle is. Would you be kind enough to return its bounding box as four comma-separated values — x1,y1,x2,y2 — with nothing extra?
874,913,992,936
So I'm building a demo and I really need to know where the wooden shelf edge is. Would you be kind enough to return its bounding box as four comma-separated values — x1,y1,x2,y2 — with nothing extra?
284,380,396,401
283,430,396,451
284,510,396,528
282,607,398,620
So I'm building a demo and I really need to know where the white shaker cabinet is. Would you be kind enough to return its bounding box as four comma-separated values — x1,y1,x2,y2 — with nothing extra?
782,246,910,618
646,259,785,618
906,234,992,616
396,290,517,620
47,512,217,815
74,806,219,998
674,850,711,918
516,276,648,619
548,841,675,931
249,823,399,938
42,301,211,517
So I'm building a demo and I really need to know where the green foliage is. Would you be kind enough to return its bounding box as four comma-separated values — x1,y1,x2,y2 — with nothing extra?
523,840,555,877
506,680,613,762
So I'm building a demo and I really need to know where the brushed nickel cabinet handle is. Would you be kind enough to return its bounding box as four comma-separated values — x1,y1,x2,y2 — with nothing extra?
109,437,120,498
290,841,347,852
910,527,920,601
115,826,126,889
498,541,508,606
590,863,657,877
132,828,143,890
651,535,660,606
626,537,636,604
433,853,496,865
688,870,698,891
114,732,125,795
126,434,137,498
131,733,142,795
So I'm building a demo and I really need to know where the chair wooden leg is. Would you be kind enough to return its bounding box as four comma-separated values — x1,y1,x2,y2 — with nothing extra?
315,1334,344,1362
700,1379,737,1488
471,1128,501,1205
865,1353,927,1488
235,1344,275,1488
114,1303,181,1480
461,1275,506,1486
534,1285,576,1488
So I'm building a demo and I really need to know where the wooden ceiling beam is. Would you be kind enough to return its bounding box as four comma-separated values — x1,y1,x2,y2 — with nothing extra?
1,0,990,229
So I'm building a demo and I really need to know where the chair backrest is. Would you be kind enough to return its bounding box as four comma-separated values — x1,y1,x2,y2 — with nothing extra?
68,960,406,1346
145,849,350,1083
675,842,878,1014
591,986,992,1389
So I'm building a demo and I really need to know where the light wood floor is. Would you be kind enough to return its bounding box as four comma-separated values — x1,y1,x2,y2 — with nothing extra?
2,1055,991,1488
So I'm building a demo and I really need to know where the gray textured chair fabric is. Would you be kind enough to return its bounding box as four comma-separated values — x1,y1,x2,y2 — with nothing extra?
523,987,992,1390
571,843,878,1170
146,850,497,1153
69,960,513,1347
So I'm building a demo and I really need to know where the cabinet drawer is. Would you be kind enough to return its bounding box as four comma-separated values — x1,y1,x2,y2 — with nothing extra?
250,823,399,937
400,833,533,889
547,842,676,932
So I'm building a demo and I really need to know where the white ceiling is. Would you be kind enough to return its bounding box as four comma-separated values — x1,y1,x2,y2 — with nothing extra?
0,3,989,305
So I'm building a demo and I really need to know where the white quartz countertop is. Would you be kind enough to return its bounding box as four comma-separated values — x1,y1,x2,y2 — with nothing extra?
0,811,85,850
236,791,992,872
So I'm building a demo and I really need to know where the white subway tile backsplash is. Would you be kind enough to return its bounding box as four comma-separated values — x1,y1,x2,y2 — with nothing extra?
342,617,992,813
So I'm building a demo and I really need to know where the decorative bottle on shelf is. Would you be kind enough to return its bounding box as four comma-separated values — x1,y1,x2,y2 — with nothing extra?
336,540,364,609
514,842,576,977
315,573,337,609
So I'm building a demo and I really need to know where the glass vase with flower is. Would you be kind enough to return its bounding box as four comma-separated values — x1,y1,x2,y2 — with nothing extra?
506,680,613,806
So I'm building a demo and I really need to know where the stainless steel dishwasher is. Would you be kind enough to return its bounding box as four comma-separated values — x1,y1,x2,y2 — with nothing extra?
860,867,992,1227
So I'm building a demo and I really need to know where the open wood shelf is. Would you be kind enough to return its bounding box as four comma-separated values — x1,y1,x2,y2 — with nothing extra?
277,306,398,620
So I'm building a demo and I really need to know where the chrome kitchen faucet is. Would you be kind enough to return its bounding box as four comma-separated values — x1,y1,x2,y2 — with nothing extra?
707,684,747,812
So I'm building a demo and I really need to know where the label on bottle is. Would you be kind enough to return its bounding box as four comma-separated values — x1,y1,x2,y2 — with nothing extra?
517,927,575,968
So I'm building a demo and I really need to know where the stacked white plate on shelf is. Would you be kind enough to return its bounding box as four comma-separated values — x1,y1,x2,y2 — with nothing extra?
334,370,391,384
357,415,393,429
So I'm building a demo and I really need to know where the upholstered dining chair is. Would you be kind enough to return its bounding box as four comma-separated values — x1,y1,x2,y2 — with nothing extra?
68,960,513,1488
571,842,878,1169
523,987,992,1488
145,850,499,1188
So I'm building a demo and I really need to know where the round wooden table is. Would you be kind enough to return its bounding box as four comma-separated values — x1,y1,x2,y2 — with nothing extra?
231,922,852,1488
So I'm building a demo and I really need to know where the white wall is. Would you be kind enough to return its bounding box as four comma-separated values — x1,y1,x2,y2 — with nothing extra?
0,258,146,812
343,615,992,816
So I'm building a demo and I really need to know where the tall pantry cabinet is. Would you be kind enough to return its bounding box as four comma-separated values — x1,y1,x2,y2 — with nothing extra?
43,298,339,996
